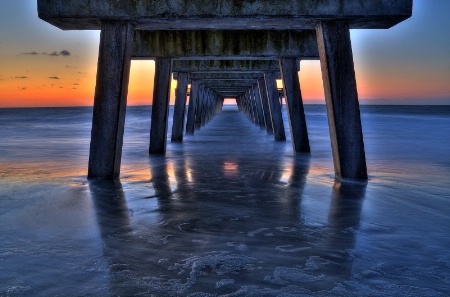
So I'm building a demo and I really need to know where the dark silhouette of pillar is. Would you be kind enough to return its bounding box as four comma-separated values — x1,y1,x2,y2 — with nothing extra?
316,21,367,180
279,58,310,153
257,77,273,135
171,72,189,142
253,84,266,130
149,58,172,155
265,72,286,141
88,22,134,178
185,79,199,135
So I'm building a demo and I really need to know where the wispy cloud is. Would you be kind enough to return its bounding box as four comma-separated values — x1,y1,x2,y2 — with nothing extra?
49,76,60,80
21,50,72,57
15,76,28,79
22,51,39,55
18,87,27,90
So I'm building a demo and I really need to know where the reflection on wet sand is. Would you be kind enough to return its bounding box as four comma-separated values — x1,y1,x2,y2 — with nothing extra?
90,148,366,295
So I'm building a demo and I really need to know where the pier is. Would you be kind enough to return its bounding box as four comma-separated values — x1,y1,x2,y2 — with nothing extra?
37,0,412,181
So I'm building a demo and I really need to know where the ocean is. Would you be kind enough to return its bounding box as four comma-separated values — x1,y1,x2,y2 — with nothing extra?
0,104,449,296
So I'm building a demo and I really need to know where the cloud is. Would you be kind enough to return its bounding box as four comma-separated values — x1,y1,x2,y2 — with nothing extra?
21,50,72,56
49,76,60,80
73,83,80,86
15,76,28,79
18,87,27,90
22,51,39,55
60,50,71,56
48,50,71,57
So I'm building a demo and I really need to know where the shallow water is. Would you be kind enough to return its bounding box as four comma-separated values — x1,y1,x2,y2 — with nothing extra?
0,105,449,296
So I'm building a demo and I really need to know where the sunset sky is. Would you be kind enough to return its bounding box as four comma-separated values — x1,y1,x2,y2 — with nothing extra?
0,0,449,107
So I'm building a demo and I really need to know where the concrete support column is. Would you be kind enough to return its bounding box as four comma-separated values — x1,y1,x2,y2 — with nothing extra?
243,90,250,120
171,72,189,142
265,72,286,141
279,58,310,153
149,58,172,155
257,77,273,135
253,83,266,130
218,97,224,113
316,21,367,180
195,84,205,130
238,95,243,112
249,87,257,124
202,89,210,126
88,22,134,179
186,79,199,135
252,87,259,125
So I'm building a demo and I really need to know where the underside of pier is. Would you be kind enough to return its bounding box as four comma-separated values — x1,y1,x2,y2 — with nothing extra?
37,0,412,181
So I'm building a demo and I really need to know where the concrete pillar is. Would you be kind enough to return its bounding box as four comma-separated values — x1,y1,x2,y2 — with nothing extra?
253,84,266,130
265,72,286,141
316,21,367,180
149,58,172,155
185,79,199,135
195,84,204,130
248,88,257,124
171,72,189,142
201,88,210,126
88,22,134,179
242,90,250,120
238,95,244,112
257,77,273,135
279,58,310,153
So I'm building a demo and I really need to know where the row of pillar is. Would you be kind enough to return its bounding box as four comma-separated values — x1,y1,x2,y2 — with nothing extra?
184,80,224,136
87,21,368,181
236,58,311,155
236,73,287,143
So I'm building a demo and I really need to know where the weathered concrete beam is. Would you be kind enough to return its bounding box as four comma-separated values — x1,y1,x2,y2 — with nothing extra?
187,73,265,80
215,93,242,98
132,30,318,59
199,80,258,88
38,0,412,30
173,71,282,81
172,60,282,73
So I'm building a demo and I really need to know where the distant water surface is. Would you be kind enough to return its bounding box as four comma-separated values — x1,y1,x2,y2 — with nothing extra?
0,105,449,296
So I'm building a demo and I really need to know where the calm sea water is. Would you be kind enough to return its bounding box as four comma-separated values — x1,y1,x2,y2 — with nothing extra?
0,104,449,296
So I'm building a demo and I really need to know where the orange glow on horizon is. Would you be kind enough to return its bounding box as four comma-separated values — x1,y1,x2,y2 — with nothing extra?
1,59,449,108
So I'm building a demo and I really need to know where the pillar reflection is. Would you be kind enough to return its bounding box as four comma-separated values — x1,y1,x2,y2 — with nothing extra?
323,181,367,282
89,178,131,237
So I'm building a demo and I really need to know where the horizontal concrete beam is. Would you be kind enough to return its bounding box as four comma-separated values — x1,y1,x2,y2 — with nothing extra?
172,60,282,72
200,81,257,88
173,71,282,80
208,86,252,89
38,0,412,30
188,73,265,80
132,30,318,59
